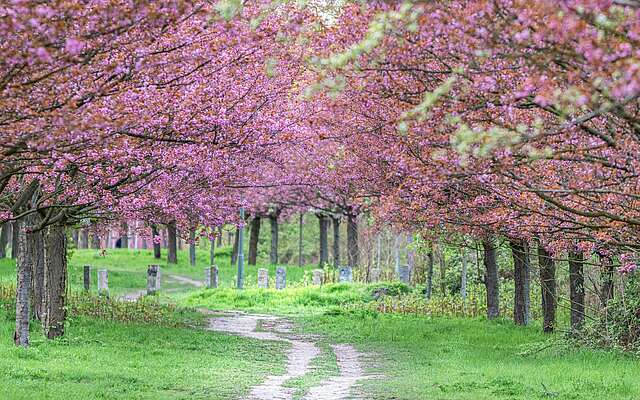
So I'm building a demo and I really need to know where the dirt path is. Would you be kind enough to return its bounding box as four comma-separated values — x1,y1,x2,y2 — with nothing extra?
205,311,373,400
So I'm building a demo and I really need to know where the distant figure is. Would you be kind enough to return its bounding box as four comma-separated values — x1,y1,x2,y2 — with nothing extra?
115,238,122,248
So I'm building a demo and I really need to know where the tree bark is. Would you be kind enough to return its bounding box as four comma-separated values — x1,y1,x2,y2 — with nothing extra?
120,221,129,249
568,251,585,333
30,227,45,321
11,220,19,259
317,214,329,268
43,224,67,339
437,242,447,295
248,216,261,266
216,226,223,247
510,239,531,326
425,246,434,299
189,229,196,266
71,229,79,249
407,234,415,282
167,222,178,264
0,222,9,258
231,227,239,266
483,238,500,319
80,229,89,249
600,256,615,306
298,213,304,267
393,234,401,275
90,232,101,249
460,248,468,302
332,216,340,268
347,213,359,267
210,229,216,265
151,224,161,259
269,214,278,265
538,245,557,333
14,217,32,346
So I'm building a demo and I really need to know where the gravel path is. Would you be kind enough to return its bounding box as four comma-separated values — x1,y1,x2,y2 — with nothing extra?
205,311,373,400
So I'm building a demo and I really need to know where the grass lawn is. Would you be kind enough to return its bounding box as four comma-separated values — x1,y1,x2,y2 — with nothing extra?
1,249,639,400
0,309,288,400
300,313,640,400
1,248,320,296
183,286,640,400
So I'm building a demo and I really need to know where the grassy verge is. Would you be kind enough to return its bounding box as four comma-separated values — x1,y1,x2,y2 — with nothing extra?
0,308,288,400
181,283,640,400
298,312,640,400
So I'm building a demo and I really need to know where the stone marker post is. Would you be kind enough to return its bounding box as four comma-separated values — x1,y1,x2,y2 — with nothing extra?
83,265,91,291
398,265,410,284
97,269,109,298
275,267,286,290
147,265,161,295
339,266,353,283
205,265,219,289
257,268,269,288
312,269,323,285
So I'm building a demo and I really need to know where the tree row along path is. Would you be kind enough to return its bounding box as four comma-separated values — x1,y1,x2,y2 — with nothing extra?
121,275,376,399
205,310,374,400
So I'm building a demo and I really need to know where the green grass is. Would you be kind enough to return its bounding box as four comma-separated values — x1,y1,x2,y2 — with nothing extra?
2,249,640,400
0,309,288,400
1,248,320,296
182,283,377,314
283,341,339,400
298,313,640,400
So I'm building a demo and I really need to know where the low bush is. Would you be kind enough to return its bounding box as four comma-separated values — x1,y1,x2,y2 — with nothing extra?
579,274,640,353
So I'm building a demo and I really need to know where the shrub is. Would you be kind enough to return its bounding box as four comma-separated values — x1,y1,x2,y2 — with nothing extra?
580,274,640,352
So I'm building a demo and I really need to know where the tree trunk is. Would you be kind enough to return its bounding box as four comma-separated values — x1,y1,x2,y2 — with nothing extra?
437,242,447,295
510,239,531,326
332,216,340,268
375,233,381,270
210,230,216,266
460,249,468,303
569,251,585,333
167,222,178,264
11,220,19,259
14,217,32,346
407,234,415,282
248,216,261,266
43,224,67,339
237,208,246,289
80,229,89,249
347,214,359,267
538,245,557,333
151,224,161,259
298,213,304,267
90,232,101,249
601,256,615,306
425,246,434,299
120,221,129,249
71,229,79,249
30,228,45,321
189,229,196,266
317,214,329,268
483,238,500,319
0,223,9,258
231,227,239,266
269,214,278,265
216,226,223,247
393,234,401,275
